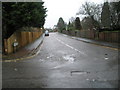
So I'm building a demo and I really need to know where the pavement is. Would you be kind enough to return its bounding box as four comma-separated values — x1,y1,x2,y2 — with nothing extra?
2,32,119,61
2,34,44,61
61,33,119,49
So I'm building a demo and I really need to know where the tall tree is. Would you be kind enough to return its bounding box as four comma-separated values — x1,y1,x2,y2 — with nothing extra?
109,1,120,29
2,2,47,39
57,17,66,32
77,2,102,22
75,17,82,30
101,2,111,28
67,17,75,30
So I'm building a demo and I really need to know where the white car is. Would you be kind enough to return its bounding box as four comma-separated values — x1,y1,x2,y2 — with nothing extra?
45,30,49,36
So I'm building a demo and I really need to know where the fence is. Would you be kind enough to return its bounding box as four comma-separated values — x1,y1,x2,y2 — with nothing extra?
62,30,119,43
4,28,43,54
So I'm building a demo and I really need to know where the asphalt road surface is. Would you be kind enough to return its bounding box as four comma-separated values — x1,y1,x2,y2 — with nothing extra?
2,32,119,88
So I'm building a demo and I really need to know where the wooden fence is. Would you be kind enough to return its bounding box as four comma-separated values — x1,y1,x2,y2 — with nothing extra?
62,30,120,43
4,29,43,54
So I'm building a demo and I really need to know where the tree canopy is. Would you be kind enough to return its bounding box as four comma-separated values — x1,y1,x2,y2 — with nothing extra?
77,2,102,22
2,2,47,39
101,2,111,28
77,1,120,31
57,17,66,32
101,1,120,30
109,1,120,29
75,17,82,30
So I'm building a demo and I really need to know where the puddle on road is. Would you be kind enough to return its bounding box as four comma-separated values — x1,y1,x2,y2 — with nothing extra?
63,55,75,63
86,78,108,82
14,68,18,71
47,54,54,59
104,57,109,60
104,54,109,60
86,76,108,82
39,59,44,62
47,57,50,59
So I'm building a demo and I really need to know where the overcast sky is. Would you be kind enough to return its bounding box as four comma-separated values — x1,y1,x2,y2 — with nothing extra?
43,0,104,28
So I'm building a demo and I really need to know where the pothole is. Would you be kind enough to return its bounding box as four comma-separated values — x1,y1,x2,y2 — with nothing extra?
70,71,90,76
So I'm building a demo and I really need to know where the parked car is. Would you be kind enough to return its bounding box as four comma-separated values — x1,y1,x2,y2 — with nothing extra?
45,30,49,36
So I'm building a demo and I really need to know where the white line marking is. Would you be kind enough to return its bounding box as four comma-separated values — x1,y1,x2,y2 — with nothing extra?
56,38,87,56
63,34,67,37
36,43,43,55
36,48,41,55
72,37,76,39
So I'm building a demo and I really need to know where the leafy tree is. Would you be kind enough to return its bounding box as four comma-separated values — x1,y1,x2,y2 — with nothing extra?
67,17,75,30
2,2,47,39
101,2,111,28
109,1,120,29
75,17,82,30
2,2,16,39
67,21,71,30
57,17,66,32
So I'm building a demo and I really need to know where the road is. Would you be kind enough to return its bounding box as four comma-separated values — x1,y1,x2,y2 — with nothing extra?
2,32,119,88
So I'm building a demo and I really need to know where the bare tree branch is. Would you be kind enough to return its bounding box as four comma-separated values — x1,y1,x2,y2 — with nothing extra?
77,2,102,22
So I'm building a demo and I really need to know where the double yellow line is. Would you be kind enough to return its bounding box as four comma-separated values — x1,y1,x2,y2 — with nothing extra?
0,54,36,63
0,43,43,63
90,43,119,51
71,37,119,51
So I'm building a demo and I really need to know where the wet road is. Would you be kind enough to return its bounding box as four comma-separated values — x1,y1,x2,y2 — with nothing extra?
2,32,119,88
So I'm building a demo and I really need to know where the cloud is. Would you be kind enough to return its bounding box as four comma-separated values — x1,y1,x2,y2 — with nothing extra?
43,0,104,28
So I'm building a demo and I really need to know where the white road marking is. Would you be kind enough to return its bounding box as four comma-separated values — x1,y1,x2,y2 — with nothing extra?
61,33,118,51
72,37,76,39
36,43,43,55
36,49,40,55
56,38,87,56
105,57,109,60
53,62,71,69
63,34,67,37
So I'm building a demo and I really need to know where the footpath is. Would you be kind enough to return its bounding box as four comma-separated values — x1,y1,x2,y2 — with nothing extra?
61,33,119,50
72,36,119,49
2,34,44,62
